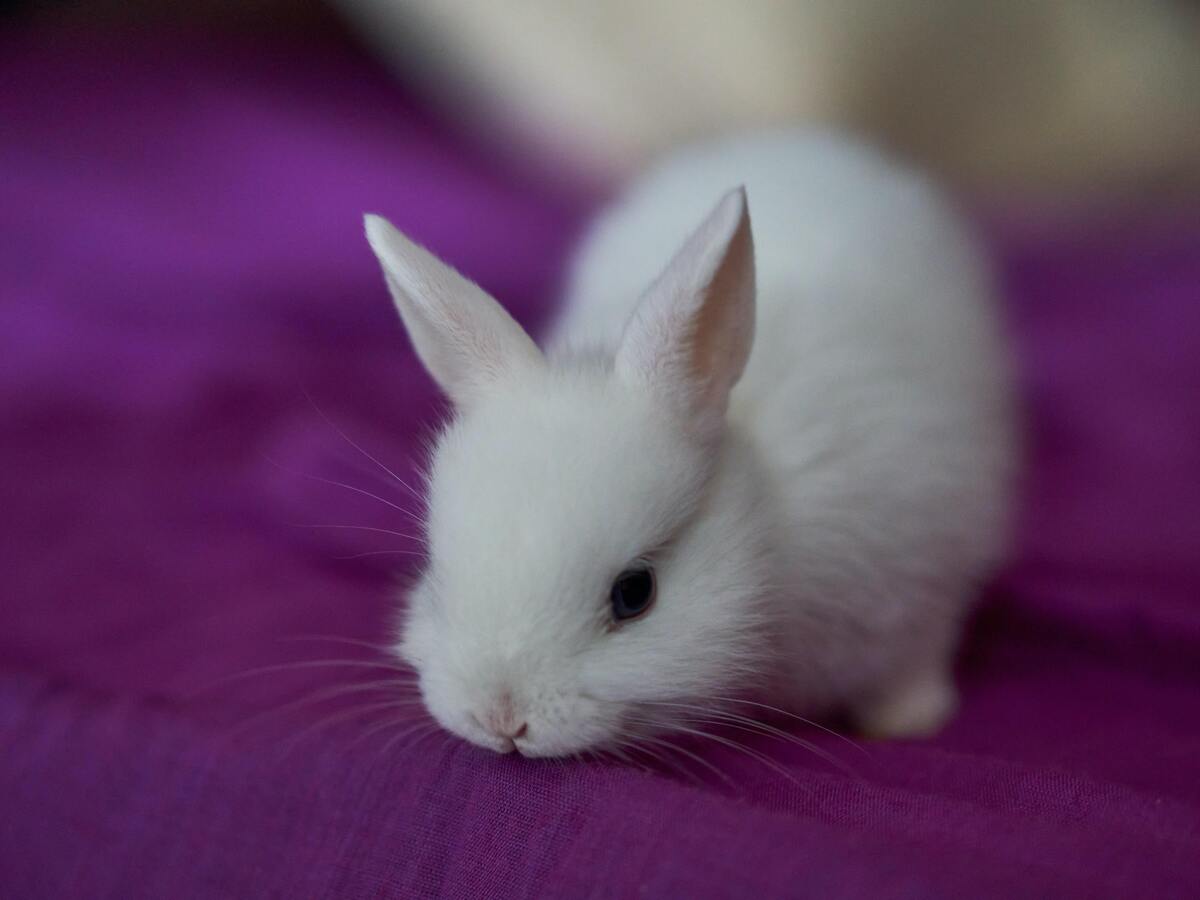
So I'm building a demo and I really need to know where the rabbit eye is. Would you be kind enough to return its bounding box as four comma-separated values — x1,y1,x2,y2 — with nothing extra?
610,567,656,621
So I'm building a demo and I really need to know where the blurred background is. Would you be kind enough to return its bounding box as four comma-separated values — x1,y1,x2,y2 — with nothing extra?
6,0,1199,205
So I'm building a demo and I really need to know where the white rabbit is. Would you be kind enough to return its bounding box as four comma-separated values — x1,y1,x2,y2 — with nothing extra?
364,130,1015,759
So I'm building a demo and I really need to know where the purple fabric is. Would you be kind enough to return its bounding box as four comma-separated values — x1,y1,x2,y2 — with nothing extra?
2,25,1199,899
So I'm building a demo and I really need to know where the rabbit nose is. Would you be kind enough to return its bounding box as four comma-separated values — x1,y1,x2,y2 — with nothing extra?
492,720,528,740
477,691,528,742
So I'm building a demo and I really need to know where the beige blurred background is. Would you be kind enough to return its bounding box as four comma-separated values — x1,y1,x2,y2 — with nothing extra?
338,0,1200,202
22,0,1200,203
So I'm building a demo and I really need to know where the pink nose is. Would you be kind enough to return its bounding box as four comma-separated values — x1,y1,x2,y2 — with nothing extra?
488,719,528,740
479,692,527,741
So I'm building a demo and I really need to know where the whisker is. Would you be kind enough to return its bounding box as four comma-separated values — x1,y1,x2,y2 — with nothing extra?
700,715,853,778
226,677,417,735
302,390,424,503
640,701,858,777
349,710,430,749
602,743,654,776
278,634,406,657
293,523,421,541
295,685,422,705
644,736,733,789
189,658,411,697
261,453,422,525
616,726,732,789
338,456,414,502
334,549,425,560
277,698,412,758
708,696,870,758
610,735,691,783
647,720,806,791
377,720,443,760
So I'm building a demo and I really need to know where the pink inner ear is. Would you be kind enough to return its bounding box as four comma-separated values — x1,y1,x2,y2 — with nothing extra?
614,187,756,425
689,206,755,407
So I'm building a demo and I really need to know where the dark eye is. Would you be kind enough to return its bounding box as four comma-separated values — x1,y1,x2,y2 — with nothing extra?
610,567,656,622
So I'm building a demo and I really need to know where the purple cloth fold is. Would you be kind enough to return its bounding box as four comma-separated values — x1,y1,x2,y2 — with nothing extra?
1,25,1197,899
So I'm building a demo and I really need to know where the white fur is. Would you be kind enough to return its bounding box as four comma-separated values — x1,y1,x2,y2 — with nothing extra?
366,130,1016,758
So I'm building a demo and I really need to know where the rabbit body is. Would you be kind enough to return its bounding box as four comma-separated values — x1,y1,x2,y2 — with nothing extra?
367,130,1015,756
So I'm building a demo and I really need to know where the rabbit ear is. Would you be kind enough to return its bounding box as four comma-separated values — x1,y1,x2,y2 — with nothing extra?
365,215,544,407
615,187,756,432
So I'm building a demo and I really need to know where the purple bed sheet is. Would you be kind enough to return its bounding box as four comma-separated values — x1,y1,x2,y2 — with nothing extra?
2,25,1199,900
